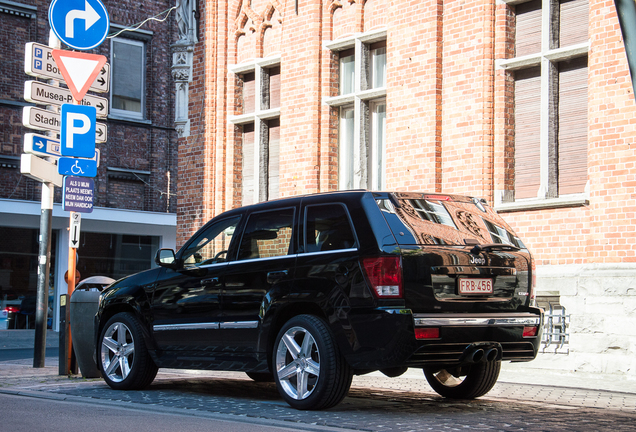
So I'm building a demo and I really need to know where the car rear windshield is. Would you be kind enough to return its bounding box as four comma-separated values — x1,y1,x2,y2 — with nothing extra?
375,193,526,248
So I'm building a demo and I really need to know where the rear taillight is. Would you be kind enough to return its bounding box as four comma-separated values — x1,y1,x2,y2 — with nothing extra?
415,328,440,339
362,256,403,298
523,326,538,337
5,306,19,313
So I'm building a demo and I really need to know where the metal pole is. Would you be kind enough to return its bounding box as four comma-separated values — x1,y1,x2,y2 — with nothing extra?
33,182,53,367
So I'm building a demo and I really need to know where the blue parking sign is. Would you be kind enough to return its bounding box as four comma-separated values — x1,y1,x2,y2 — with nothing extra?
49,0,109,50
61,104,96,158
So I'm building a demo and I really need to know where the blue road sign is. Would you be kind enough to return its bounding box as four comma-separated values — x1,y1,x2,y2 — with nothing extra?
61,104,96,158
49,0,109,50
63,176,94,213
58,157,97,177
24,133,61,159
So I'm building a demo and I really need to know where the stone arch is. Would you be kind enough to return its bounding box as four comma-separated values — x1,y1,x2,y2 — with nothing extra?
262,1,283,57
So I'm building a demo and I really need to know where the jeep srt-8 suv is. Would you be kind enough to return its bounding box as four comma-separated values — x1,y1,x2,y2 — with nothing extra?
95,191,543,410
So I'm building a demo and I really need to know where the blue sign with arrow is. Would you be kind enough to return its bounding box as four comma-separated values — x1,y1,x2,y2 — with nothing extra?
24,133,61,159
49,0,110,50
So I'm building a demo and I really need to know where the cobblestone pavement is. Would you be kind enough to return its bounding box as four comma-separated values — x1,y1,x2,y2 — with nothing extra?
1,360,635,432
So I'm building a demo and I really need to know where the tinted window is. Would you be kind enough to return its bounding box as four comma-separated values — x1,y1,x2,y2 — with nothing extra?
182,216,241,267
304,204,357,252
238,208,294,260
376,196,526,248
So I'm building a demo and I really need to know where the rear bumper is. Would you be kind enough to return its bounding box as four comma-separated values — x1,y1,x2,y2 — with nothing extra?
344,308,543,370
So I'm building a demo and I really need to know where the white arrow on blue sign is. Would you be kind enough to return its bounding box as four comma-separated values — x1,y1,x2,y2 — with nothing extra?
24,133,61,158
61,104,96,158
58,157,97,177
49,0,110,50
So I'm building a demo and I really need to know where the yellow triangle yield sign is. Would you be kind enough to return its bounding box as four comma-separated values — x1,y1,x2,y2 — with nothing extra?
51,50,107,102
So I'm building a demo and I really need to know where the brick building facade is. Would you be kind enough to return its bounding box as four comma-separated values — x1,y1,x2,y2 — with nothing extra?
178,0,636,378
0,0,178,330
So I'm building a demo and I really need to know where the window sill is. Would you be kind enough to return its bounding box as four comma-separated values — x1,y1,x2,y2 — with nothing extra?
495,196,589,213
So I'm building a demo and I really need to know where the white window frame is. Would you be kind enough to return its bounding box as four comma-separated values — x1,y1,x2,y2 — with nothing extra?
324,29,388,191
110,37,146,120
228,56,281,204
495,0,590,211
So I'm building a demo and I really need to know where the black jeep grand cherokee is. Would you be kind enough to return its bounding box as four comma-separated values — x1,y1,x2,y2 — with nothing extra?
95,191,543,410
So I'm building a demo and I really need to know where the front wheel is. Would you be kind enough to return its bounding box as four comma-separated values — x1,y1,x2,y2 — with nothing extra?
273,315,352,410
98,312,158,390
423,361,501,399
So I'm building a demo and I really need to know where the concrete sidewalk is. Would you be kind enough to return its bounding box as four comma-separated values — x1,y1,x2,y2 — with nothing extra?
1,329,635,413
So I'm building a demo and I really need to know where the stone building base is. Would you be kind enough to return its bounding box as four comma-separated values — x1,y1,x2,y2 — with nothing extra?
533,263,636,378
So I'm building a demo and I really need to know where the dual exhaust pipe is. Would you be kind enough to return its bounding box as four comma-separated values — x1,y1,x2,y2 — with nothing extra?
460,343,501,365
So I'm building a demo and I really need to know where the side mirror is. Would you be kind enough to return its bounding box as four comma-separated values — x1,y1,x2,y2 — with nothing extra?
155,249,178,268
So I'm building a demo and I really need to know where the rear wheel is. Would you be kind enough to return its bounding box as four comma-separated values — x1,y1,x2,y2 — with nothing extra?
98,312,158,390
423,361,501,399
273,315,352,410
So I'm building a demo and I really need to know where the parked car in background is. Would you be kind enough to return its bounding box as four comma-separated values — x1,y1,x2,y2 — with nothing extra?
95,190,543,410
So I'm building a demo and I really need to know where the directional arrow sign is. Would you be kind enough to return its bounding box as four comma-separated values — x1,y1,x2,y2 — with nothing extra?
52,50,107,102
25,43,110,93
20,153,63,187
23,107,107,143
25,133,100,164
69,212,82,246
23,106,61,132
49,0,109,50
24,133,61,159
24,81,109,117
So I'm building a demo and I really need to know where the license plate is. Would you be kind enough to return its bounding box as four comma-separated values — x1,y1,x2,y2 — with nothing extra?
458,278,493,295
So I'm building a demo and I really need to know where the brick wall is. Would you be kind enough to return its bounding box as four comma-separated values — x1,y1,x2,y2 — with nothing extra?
183,0,636,267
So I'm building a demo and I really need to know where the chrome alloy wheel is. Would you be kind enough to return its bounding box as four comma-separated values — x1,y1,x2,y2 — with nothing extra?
275,326,321,400
100,321,135,383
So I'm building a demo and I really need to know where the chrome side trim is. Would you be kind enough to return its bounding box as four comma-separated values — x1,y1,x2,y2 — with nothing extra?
153,322,219,331
229,254,298,266
219,321,259,329
414,313,541,327
299,248,358,257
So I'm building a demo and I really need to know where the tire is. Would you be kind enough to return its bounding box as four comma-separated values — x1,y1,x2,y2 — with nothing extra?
423,361,501,399
245,372,275,382
98,312,158,390
273,315,352,410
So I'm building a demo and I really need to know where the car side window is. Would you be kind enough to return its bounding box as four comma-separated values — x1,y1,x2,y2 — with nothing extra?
304,204,357,252
237,208,295,261
181,216,241,267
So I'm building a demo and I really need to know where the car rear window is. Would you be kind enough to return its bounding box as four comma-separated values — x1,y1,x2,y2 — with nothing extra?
376,195,526,248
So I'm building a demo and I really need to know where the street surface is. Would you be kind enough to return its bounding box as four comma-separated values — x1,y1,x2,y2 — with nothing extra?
1,331,635,431
0,393,299,432
2,367,635,431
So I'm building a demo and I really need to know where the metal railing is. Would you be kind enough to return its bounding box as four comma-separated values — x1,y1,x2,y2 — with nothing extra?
541,304,570,354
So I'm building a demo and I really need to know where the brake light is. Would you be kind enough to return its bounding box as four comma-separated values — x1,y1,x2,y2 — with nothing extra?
415,328,440,339
5,306,19,313
523,326,538,337
362,256,403,298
